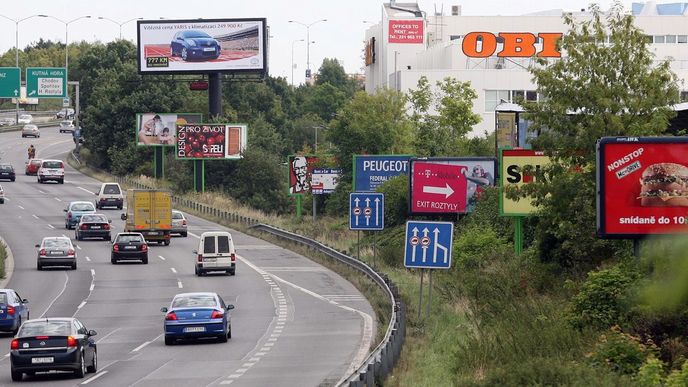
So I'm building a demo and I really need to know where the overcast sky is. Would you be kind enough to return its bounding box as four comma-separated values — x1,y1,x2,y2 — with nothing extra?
1,0,622,84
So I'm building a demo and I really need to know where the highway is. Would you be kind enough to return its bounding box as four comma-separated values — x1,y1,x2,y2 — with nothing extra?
0,128,375,386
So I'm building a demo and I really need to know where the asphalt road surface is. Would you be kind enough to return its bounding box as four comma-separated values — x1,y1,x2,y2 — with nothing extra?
0,128,375,386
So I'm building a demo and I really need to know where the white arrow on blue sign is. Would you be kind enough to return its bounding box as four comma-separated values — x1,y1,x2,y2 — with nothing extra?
404,221,453,269
349,193,384,231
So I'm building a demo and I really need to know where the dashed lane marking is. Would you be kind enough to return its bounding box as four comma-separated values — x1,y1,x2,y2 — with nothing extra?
81,370,108,385
170,267,177,274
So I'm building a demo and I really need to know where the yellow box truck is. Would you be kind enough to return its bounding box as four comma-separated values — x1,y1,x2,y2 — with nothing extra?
121,189,172,245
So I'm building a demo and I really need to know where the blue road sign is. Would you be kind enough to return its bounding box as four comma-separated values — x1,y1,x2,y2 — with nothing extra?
349,193,384,231
353,155,411,192
404,221,453,269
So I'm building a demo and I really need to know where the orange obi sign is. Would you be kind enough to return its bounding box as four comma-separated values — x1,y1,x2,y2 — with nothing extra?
462,32,562,58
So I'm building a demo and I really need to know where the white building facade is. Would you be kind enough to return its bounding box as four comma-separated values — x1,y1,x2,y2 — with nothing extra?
364,2,688,136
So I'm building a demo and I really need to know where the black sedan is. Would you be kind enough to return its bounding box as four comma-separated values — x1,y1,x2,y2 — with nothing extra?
111,232,148,264
10,317,97,381
0,164,15,182
75,214,111,241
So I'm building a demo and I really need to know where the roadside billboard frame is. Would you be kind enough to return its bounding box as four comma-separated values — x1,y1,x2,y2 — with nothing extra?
499,148,551,216
136,113,203,147
352,154,412,192
175,123,247,160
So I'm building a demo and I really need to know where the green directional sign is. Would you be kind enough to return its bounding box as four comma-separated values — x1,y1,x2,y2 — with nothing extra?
0,67,20,99
26,67,67,98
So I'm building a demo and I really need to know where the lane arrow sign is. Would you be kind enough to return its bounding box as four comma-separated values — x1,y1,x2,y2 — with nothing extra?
422,183,454,198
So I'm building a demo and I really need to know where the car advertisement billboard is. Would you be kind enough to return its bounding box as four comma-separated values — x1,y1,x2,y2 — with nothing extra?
175,123,247,159
353,155,411,192
499,149,551,216
137,18,267,74
597,137,688,238
136,113,202,146
409,157,496,215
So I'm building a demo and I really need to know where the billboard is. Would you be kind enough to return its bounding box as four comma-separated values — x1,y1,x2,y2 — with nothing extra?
288,155,318,195
499,149,551,216
11,86,38,105
137,113,202,146
176,123,247,159
388,20,424,44
137,18,267,74
312,168,342,195
597,137,688,238
409,157,496,215
353,155,411,192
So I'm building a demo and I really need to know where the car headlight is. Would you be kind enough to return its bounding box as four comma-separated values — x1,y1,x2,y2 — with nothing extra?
187,39,196,47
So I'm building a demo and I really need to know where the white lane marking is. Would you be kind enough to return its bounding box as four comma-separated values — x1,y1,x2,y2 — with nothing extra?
177,281,183,289
81,370,109,385
32,214,39,219
91,269,95,276
17,205,24,210
38,190,46,194
85,256,91,262
249,357,260,362
90,283,95,292
96,328,122,344
77,186,95,195
170,267,177,274
132,341,151,352
77,301,87,309
188,232,200,238
54,197,62,202
77,245,82,250
220,381,234,385
158,255,166,261
73,269,96,318
48,224,55,229
255,352,266,356
40,272,69,318
235,368,248,373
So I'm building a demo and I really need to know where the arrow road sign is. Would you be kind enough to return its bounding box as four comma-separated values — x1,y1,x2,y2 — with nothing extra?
422,183,454,198
404,221,453,269
0,68,21,99
349,193,384,231
26,67,67,99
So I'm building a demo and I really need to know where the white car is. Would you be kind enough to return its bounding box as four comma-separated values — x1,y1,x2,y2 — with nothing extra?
171,210,188,237
58,120,74,133
0,184,4,204
17,114,32,124
194,231,236,276
37,159,65,184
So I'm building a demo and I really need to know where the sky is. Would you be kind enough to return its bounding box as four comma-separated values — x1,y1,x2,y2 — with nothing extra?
0,0,625,85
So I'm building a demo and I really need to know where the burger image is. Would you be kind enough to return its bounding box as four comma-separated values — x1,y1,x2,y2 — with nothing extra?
639,163,688,206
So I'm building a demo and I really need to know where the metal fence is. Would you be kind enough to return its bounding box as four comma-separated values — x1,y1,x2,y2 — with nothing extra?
104,173,406,386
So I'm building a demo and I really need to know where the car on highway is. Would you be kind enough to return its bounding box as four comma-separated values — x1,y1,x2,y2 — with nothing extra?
25,159,42,175
170,30,221,61
21,124,40,138
95,182,123,210
55,108,75,120
36,236,77,270
64,201,96,230
194,231,236,276
111,232,148,264
0,184,4,204
75,214,111,241
10,317,97,381
0,289,29,335
0,164,15,182
58,120,74,133
38,159,65,184
162,292,234,345
171,210,188,237
17,114,32,124
0,117,15,126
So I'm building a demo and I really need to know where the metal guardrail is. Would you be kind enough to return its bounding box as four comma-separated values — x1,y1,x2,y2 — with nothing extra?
0,121,60,133
105,174,406,386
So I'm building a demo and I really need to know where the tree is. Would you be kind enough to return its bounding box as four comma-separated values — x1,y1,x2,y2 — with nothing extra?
521,2,679,267
408,76,481,157
316,58,349,90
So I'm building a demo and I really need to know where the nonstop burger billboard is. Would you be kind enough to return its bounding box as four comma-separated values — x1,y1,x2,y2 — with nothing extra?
176,123,247,160
597,137,688,238
137,18,267,74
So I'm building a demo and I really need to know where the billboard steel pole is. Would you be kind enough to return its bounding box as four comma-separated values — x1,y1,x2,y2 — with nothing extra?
194,72,223,193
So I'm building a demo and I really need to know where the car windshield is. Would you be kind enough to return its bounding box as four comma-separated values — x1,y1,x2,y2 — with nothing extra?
43,238,71,248
42,161,63,168
30,160,42,166
172,294,216,308
61,121,71,125
103,185,120,194
19,115,30,119
117,235,143,243
172,212,183,219
183,31,211,39
0,293,8,304
0,165,11,171
82,215,106,223
71,203,94,211
19,321,71,337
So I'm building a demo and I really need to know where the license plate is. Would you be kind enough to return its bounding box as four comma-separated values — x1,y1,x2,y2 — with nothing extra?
32,357,54,364
184,327,205,333
204,258,216,262
148,232,159,236
124,245,137,250
49,251,62,255
203,47,215,52
107,198,116,201
0,173,7,176
91,226,101,229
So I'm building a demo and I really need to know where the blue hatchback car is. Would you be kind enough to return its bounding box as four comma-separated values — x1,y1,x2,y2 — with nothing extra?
162,292,233,345
170,30,221,61
0,289,29,334
64,201,96,229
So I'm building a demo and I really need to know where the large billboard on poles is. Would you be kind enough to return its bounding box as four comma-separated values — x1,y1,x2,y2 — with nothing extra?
597,137,688,238
175,123,247,159
136,113,202,146
137,18,267,74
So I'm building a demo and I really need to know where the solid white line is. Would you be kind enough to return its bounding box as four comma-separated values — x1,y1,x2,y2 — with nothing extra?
91,269,95,276
81,370,109,385
96,328,122,344
177,281,183,289
158,255,166,261
85,256,91,262
54,197,62,202
89,283,95,292
170,267,177,274
32,214,39,219
131,341,151,352
40,272,69,318
48,224,55,229
188,231,200,238
220,381,234,385
77,245,82,250
37,190,46,194
77,301,87,309
77,186,95,195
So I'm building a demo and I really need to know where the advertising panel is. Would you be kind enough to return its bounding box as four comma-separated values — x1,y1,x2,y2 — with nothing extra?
388,20,424,44
176,123,247,159
597,137,688,238
496,112,517,149
137,18,267,74
353,155,411,192
499,149,551,216
288,155,319,195
137,113,202,146
409,157,496,215
311,168,342,195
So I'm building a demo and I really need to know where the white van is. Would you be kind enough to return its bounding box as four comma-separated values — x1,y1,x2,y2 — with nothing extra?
95,182,124,209
194,231,236,276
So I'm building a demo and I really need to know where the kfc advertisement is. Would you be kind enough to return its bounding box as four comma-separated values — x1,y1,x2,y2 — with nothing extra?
597,137,688,238
288,155,319,195
388,20,424,44
176,123,247,159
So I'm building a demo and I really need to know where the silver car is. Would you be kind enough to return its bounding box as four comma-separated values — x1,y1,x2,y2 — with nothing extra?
171,210,188,237
36,237,77,270
21,125,40,138
0,117,15,126
17,114,32,124
59,120,74,133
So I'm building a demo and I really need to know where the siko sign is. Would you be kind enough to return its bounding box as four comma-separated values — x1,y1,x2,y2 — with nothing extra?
462,32,562,58
353,155,411,192
499,149,551,216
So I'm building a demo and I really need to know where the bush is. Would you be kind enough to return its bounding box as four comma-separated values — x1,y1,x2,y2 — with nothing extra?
666,360,688,387
378,175,408,227
460,187,516,242
636,356,665,386
376,226,406,268
588,326,658,375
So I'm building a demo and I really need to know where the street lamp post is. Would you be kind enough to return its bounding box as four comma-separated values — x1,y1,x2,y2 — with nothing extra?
39,15,91,81
288,19,327,81
290,39,304,86
98,17,143,40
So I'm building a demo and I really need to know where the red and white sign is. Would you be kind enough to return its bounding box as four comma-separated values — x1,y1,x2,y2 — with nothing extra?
411,162,467,214
388,20,424,44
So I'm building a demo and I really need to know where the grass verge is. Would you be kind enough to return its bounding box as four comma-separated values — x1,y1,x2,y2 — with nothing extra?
0,239,7,280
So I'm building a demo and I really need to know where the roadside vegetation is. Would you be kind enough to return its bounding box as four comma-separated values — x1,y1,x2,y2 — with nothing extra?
8,2,688,385
0,239,6,280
